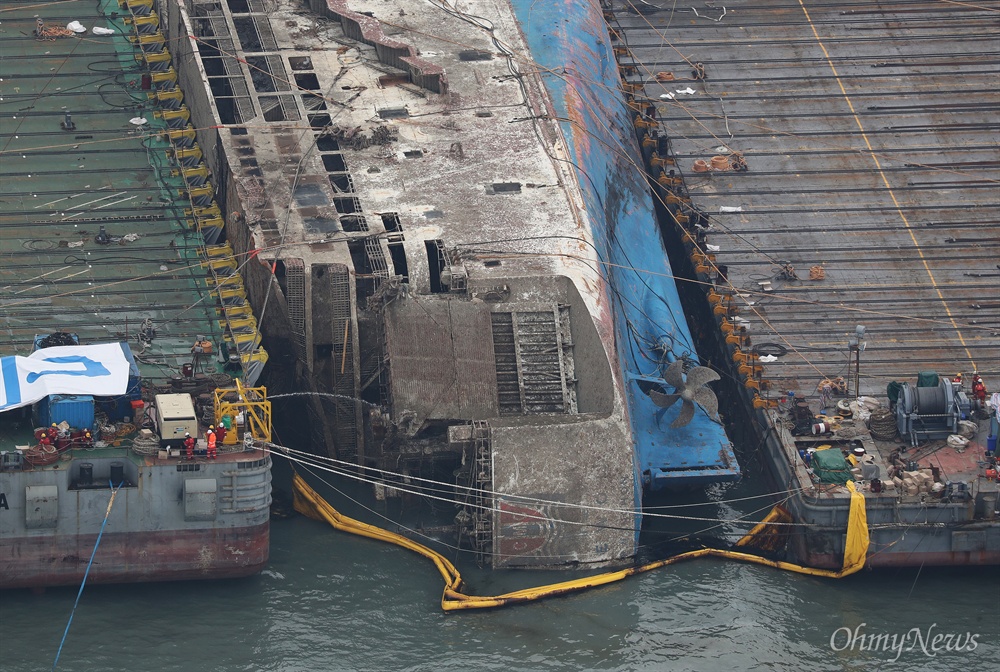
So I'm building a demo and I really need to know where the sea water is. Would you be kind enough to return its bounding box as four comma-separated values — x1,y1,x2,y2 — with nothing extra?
2,452,996,672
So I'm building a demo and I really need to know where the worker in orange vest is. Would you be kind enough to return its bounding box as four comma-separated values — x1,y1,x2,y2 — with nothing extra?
206,427,217,459
183,432,196,461
972,374,987,405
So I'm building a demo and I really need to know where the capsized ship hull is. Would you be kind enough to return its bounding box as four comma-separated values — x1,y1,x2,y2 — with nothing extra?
510,0,739,491
157,0,735,569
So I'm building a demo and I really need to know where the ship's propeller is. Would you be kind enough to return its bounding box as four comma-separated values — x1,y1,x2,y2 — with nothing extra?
649,360,720,428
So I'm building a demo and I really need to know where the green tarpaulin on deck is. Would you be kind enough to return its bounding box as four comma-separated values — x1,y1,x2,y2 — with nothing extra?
917,371,939,387
812,448,853,485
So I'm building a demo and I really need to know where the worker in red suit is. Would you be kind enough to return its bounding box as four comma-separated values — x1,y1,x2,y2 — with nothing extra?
39,432,52,447
206,427,217,459
972,374,987,405
183,432,196,461
215,423,227,446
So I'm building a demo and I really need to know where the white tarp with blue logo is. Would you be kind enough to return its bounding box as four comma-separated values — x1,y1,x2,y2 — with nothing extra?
0,343,130,412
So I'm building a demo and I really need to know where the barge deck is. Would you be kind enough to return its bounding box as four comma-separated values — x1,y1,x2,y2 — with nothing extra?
609,0,1000,565
1,0,273,588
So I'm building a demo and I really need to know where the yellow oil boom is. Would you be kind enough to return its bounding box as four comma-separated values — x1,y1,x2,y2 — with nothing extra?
213,380,272,445
292,473,870,612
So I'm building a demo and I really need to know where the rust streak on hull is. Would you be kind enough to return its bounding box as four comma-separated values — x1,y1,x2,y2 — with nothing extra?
0,522,269,590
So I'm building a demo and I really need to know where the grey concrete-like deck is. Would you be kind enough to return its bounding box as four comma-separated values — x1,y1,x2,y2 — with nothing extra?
615,0,998,398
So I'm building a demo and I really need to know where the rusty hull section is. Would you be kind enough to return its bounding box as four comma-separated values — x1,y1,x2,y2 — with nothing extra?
1,523,269,590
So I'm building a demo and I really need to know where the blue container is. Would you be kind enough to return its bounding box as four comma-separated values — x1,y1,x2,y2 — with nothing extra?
96,343,142,422
35,395,96,431
988,435,997,454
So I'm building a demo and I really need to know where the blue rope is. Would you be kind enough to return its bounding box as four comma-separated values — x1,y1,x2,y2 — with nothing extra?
52,481,123,671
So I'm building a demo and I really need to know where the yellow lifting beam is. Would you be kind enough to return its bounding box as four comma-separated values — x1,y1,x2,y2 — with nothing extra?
216,303,254,320
240,349,269,369
223,331,263,352
193,216,225,234
172,146,204,164
173,165,210,185
138,50,172,68
211,285,247,301
150,89,184,107
132,33,165,52
184,183,215,202
218,316,258,333
150,68,177,87
206,273,244,290
120,0,154,10
189,203,222,220
125,13,160,31
166,128,197,145
205,254,238,273
155,107,191,127
206,242,234,257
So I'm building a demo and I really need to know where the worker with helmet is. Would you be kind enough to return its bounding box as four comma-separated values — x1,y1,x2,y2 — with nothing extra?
972,373,987,406
206,426,217,459
183,432,196,460
39,432,52,448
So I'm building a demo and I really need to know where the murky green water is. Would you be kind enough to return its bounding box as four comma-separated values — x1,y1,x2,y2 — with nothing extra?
2,456,996,672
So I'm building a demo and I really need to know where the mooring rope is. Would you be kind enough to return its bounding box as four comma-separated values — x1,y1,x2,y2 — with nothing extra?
52,480,124,670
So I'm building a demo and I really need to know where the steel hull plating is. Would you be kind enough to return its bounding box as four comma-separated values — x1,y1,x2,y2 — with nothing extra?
510,0,738,493
0,451,272,589
0,523,269,589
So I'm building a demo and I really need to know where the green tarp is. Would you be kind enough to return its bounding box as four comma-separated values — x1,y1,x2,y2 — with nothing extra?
917,371,939,388
812,448,853,485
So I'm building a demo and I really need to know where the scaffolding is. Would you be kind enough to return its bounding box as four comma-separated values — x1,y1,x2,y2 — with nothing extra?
213,379,272,444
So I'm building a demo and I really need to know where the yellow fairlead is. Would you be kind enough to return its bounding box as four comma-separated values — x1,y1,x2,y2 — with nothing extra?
292,473,869,612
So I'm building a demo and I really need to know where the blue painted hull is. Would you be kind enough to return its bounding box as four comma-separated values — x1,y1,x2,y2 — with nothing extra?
510,0,739,492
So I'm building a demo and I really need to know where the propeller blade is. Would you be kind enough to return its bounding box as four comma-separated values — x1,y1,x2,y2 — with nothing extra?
671,399,696,428
693,386,720,419
663,359,685,389
685,365,720,390
650,390,681,409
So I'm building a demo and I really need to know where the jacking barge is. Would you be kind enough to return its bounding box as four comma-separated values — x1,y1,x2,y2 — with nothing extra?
1,0,273,588
607,0,1000,566
155,0,740,569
